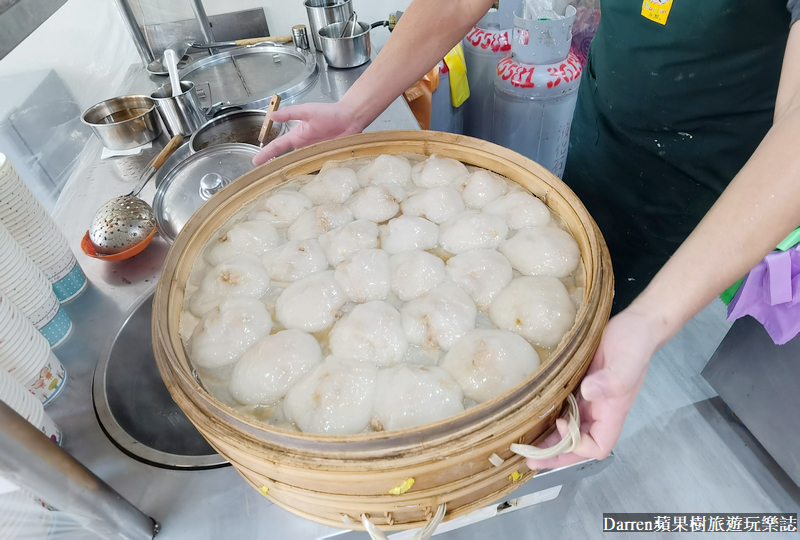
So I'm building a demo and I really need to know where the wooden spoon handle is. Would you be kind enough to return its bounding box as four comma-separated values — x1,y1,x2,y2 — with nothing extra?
235,36,292,46
152,135,183,170
258,95,282,146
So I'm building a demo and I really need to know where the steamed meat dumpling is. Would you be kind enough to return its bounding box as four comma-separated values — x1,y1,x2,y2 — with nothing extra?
228,329,322,405
489,276,576,348
356,154,412,189
445,249,512,310
371,364,464,431
440,329,540,403
205,220,280,267
348,185,403,222
275,271,347,332
401,283,477,351
454,169,509,210
262,238,328,283
379,215,440,254
400,187,465,224
189,297,273,369
482,192,550,230
189,254,271,317
334,249,391,303
411,155,469,188
299,167,360,204
329,301,408,366
284,356,378,434
438,211,508,254
287,203,354,241
498,226,581,278
248,190,313,227
390,250,446,301
318,220,380,266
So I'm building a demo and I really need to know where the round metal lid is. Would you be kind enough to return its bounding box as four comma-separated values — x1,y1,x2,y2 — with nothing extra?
178,44,318,110
93,290,228,469
153,143,258,242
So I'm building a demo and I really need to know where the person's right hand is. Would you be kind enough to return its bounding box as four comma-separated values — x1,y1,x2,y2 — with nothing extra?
253,102,366,166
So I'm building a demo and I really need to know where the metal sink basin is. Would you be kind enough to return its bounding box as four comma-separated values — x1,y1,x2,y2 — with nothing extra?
93,290,227,469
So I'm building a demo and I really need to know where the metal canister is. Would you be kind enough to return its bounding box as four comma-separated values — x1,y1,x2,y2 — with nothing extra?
150,81,208,138
292,24,310,50
304,0,353,51
492,7,581,178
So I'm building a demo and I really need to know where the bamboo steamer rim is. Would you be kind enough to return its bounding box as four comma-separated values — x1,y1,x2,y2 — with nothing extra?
153,131,613,453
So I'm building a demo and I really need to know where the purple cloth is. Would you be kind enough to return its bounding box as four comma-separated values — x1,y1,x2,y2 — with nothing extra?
727,245,800,345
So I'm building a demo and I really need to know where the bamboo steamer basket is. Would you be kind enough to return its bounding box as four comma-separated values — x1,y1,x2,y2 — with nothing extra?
152,131,613,532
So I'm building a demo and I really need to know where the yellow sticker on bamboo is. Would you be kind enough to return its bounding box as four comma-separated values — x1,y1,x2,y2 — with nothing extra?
389,478,415,495
641,0,673,25
509,471,522,483
260,486,269,496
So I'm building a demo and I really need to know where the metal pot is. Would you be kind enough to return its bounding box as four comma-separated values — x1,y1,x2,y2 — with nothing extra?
81,96,162,150
188,110,286,153
304,0,353,51
318,20,375,68
150,81,209,138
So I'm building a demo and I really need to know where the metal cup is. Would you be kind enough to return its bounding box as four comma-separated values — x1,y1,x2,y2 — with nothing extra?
150,81,208,138
304,0,353,51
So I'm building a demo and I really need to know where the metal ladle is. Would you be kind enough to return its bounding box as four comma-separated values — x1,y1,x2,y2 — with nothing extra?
86,135,183,256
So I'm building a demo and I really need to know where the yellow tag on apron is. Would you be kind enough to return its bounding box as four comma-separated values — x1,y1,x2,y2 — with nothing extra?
641,0,673,25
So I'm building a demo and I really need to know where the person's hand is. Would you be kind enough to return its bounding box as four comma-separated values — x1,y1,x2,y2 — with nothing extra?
525,305,663,470
253,102,366,166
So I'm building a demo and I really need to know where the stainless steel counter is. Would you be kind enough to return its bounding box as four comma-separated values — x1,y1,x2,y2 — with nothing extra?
43,53,609,539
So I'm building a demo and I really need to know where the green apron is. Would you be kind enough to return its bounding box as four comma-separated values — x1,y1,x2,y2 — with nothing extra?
562,0,791,312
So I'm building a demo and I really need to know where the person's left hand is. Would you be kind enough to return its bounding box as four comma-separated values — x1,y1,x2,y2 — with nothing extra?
524,305,662,470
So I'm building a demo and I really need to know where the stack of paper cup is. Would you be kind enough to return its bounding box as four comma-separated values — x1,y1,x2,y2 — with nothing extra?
0,367,62,445
0,222,72,347
0,154,87,303
0,290,67,405
0,488,52,540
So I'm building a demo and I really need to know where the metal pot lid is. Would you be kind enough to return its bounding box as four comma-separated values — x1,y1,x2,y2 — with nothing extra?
178,44,318,110
153,143,258,242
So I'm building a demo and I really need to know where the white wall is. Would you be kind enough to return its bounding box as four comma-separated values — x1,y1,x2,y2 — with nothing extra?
0,0,412,111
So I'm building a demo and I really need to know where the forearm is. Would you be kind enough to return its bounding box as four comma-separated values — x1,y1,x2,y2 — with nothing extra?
339,0,493,130
630,107,800,347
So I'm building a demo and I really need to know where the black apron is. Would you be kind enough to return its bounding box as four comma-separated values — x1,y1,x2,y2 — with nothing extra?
562,0,791,312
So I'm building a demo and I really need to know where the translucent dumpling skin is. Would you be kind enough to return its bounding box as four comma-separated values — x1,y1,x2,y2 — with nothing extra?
287,203,354,241
400,187,465,224
390,250,446,301
329,301,408,366
411,155,470,188
438,211,508,254
379,215,440,254
445,249,512,310
262,238,329,283
206,220,280,267
284,356,378,434
455,170,509,210
489,276,576,348
401,283,477,351
189,254,271,317
229,329,322,405
371,364,464,431
482,192,550,230
333,249,391,303
498,226,580,278
248,190,313,227
190,297,273,369
348,185,402,222
299,167,360,205
356,154,412,189
440,329,540,403
318,220,380,266
275,271,347,332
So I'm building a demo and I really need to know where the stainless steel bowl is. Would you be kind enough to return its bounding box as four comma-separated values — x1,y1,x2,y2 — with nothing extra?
188,110,286,153
318,21,371,69
81,96,162,150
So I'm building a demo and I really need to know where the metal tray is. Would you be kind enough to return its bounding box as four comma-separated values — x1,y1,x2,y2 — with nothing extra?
178,44,318,110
